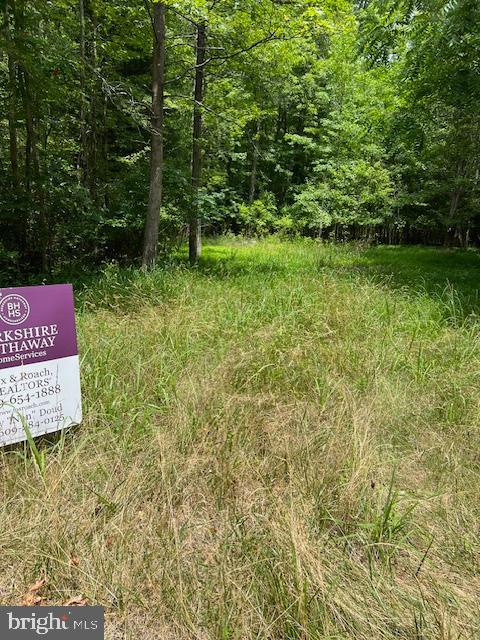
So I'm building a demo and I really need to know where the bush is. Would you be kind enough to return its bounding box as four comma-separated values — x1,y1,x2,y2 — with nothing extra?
235,192,278,236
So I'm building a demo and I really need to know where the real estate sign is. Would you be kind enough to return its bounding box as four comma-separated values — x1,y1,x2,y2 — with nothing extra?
0,285,82,447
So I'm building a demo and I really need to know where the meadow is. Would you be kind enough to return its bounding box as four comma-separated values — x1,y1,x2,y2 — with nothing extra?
1,238,480,639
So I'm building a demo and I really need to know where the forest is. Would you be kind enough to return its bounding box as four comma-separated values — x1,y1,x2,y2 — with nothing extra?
1,0,479,277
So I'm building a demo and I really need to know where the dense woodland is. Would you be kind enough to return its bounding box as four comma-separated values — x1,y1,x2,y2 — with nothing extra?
2,3,480,633
1,0,479,276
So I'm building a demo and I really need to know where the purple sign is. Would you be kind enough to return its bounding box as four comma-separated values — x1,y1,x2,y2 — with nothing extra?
0,285,78,371
0,284,82,447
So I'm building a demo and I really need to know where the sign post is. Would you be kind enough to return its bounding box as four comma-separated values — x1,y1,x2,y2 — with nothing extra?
0,285,82,447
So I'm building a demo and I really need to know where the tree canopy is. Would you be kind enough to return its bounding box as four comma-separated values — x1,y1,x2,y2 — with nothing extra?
1,0,479,276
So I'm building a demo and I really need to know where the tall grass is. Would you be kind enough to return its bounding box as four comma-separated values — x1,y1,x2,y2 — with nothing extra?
1,238,480,638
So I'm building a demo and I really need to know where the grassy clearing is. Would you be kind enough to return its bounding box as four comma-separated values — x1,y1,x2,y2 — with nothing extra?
1,238,480,639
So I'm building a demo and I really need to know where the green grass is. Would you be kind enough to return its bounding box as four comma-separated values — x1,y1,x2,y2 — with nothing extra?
1,238,480,639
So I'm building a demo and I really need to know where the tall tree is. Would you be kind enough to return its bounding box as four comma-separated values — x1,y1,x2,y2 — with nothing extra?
79,0,87,182
142,1,167,269
189,19,206,265
4,0,20,191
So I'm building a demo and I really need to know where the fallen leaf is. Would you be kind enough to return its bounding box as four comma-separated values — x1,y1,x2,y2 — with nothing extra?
21,578,47,605
22,593,43,606
28,579,46,593
64,596,87,606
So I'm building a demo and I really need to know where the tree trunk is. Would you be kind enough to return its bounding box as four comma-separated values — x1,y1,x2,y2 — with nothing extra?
445,159,465,246
79,0,87,182
20,68,48,271
189,21,206,266
88,4,99,202
248,118,260,204
5,0,20,190
142,2,166,269
101,93,109,208
449,188,462,220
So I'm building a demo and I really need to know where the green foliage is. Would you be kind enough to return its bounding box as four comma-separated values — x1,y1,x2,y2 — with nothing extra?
360,0,480,239
21,416,47,478
285,185,333,234
0,242,18,281
236,193,278,236
286,159,393,234
316,159,393,225
1,0,480,275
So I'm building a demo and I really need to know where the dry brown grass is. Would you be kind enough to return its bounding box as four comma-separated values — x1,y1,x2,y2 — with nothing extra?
1,240,479,638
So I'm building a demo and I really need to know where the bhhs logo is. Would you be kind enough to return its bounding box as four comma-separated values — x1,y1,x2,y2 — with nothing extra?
0,294,31,326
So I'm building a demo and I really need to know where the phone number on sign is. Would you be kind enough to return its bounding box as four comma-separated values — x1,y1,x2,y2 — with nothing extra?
2,385,61,407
